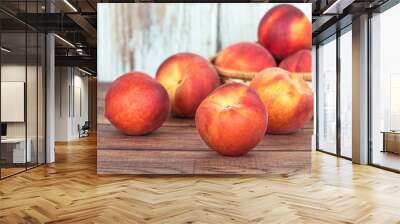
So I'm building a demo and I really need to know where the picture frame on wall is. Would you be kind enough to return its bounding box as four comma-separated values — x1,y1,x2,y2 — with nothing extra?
97,3,313,175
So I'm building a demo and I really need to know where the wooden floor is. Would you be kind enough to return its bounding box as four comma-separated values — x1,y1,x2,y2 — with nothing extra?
1,167,26,178
372,150,400,171
1,135,400,223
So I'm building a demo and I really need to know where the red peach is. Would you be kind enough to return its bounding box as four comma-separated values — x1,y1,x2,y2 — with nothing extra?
105,72,170,135
195,83,267,156
215,42,276,72
258,4,311,60
279,49,311,74
156,53,220,117
249,67,313,134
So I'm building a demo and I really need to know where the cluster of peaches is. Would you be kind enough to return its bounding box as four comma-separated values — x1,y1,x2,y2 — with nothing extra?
105,4,313,157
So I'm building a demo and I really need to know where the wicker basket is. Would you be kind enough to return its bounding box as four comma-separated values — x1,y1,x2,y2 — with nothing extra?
209,56,257,85
210,56,312,84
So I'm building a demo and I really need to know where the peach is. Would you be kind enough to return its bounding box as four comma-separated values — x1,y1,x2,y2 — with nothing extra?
156,53,220,117
195,83,267,156
215,42,276,72
249,67,313,134
258,4,311,60
279,49,311,74
105,72,170,135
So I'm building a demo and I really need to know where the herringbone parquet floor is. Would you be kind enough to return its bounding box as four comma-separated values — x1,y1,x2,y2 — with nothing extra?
1,135,400,224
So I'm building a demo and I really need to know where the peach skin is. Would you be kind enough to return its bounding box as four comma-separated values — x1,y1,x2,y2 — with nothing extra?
215,42,276,72
250,67,313,134
258,4,311,60
280,49,311,73
156,53,220,118
105,72,170,135
195,83,267,156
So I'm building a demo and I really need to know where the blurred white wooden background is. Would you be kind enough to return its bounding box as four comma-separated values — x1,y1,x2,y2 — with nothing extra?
98,3,311,82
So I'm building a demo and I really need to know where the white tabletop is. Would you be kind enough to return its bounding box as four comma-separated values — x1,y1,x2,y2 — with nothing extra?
1,138,27,143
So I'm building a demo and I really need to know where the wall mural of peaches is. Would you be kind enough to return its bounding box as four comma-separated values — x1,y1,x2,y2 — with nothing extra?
97,3,313,174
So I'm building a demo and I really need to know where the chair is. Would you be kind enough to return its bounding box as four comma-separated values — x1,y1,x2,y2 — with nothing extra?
79,121,90,138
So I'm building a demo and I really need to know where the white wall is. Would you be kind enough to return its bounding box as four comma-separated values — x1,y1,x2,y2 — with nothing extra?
54,67,89,141
1,65,41,138
55,67,69,141
1,65,27,146
1,65,26,139
72,73,89,138
1,63,46,164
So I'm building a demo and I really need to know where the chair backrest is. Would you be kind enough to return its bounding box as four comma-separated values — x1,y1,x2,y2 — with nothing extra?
82,121,90,129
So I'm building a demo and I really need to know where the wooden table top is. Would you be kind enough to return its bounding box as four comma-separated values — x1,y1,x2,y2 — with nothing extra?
97,117,313,175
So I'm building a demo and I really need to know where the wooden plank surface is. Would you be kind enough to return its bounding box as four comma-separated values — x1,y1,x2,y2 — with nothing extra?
98,119,312,174
98,150,310,175
98,3,219,82
97,3,311,81
98,120,312,152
